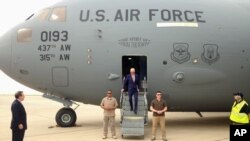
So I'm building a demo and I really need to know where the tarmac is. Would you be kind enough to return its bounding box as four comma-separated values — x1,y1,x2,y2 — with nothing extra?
0,95,230,141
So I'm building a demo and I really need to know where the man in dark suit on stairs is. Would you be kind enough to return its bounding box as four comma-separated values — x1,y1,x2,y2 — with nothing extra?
10,91,27,141
122,68,140,114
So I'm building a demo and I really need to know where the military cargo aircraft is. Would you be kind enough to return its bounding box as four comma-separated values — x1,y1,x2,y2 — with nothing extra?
0,0,250,127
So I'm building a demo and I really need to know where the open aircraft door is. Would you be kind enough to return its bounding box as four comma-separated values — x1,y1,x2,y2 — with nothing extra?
122,55,147,90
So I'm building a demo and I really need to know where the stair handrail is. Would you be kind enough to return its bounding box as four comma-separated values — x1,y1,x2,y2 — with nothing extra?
144,92,148,108
142,77,148,124
120,77,126,107
119,91,124,109
120,77,126,123
142,77,148,107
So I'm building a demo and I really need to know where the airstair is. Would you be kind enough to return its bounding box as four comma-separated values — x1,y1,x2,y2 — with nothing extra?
120,79,148,139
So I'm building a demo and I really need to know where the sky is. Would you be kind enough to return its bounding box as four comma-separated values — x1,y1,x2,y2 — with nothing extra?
0,0,61,94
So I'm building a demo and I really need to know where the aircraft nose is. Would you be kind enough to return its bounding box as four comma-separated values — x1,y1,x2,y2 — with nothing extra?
0,31,12,73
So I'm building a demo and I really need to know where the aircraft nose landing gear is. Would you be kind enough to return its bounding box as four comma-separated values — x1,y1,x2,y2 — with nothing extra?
56,107,77,127
43,93,79,127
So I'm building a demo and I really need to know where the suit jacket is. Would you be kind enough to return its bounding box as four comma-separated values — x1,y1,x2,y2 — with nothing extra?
123,74,140,92
11,99,27,130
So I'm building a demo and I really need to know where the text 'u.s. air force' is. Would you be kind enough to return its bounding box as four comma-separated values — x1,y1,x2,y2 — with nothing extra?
79,9,206,23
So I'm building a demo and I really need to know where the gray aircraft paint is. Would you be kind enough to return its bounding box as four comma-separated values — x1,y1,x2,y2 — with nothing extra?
0,0,250,113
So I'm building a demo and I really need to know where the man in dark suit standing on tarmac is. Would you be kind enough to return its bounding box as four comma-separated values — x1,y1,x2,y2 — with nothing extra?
11,91,27,141
122,68,140,114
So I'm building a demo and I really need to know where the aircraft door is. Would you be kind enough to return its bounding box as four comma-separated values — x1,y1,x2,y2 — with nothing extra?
52,67,69,87
122,55,147,90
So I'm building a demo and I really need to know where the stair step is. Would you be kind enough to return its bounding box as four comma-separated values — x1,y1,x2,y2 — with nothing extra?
123,101,145,106
123,105,146,111
123,98,145,102
122,116,144,128
123,92,146,95
123,110,145,116
121,128,144,136
123,95,144,99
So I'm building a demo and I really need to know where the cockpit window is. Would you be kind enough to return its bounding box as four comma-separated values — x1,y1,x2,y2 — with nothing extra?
49,7,66,22
25,7,66,22
36,8,51,21
17,28,32,42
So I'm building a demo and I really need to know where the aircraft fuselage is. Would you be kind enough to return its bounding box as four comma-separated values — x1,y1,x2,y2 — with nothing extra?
1,0,250,112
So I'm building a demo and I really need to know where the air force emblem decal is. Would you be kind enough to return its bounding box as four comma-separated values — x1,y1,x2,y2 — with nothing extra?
201,44,220,65
171,43,190,64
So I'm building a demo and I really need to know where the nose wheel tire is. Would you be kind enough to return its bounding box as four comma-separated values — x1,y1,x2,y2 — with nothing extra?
56,107,77,127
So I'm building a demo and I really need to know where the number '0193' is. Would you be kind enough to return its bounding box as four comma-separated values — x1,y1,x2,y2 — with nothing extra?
41,31,68,42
